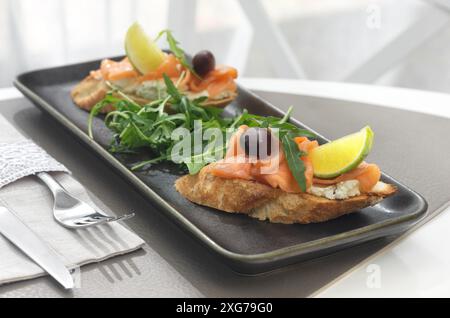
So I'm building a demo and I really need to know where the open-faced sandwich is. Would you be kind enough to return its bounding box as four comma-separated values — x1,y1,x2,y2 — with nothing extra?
71,22,238,113
85,22,396,225
175,125,396,224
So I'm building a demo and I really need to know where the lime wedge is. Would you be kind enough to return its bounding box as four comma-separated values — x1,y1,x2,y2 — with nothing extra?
125,22,165,74
310,126,374,179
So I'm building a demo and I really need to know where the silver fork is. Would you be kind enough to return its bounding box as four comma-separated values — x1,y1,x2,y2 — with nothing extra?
36,172,134,229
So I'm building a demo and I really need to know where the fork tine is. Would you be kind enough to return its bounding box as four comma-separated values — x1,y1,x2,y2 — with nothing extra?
71,213,135,228
110,213,135,223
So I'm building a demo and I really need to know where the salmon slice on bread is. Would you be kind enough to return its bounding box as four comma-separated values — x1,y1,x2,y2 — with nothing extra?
175,170,396,224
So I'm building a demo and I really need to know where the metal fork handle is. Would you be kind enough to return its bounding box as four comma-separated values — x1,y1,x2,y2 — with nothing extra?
36,172,68,197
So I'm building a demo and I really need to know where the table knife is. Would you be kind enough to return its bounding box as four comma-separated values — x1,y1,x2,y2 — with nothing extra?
0,207,74,289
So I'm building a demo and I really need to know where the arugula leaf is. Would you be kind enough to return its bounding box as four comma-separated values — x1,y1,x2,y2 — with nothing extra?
273,123,317,139
130,154,168,171
183,142,227,175
281,133,307,192
185,161,206,175
278,106,293,124
192,96,208,104
88,97,113,138
163,73,182,102
230,109,248,128
156,29,199,78
180,97,192,129
119,122,152,148
88,75,316,179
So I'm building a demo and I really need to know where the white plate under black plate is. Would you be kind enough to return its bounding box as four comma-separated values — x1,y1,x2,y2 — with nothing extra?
15,58,427,274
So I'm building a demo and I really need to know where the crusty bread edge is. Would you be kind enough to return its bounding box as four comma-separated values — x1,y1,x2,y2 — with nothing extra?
175,172,397,224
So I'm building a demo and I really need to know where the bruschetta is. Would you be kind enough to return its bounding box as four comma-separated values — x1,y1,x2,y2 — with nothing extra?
71,24,238,113
176,125,396,224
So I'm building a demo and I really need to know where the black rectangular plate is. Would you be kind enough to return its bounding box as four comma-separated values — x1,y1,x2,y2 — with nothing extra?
15,58,428,274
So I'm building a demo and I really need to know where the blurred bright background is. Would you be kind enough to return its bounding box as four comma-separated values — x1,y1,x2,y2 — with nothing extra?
1,0,450,93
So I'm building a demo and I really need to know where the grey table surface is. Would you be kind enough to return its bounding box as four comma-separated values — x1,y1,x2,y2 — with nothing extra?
0,96,398,298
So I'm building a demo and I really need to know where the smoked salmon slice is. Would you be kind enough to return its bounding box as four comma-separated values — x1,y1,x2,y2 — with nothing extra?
139,54,182,81
189,66,238,96
207,128,381,194
208,127,314,193
90,55,238,98
95,58,139,81
313,162,381,193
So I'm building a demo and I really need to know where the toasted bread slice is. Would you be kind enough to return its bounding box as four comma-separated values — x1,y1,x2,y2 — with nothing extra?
175,171,397,224
71,75,111,112
71,75,236,112
71,75,151,113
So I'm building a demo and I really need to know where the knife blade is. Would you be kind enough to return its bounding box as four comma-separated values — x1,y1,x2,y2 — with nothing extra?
0,207,74,289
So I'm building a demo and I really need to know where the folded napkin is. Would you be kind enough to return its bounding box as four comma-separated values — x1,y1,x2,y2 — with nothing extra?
0,115,145,286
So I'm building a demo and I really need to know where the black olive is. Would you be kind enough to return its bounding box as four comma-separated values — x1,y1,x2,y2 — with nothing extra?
193,50,216,77
239,128,275,160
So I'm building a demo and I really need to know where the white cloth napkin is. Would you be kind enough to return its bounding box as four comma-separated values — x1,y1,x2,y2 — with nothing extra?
0,140,69,188
0,115,145,286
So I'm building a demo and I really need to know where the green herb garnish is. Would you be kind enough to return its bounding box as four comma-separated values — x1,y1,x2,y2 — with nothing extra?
156,30,200,78
281,133,307,192
89,75,316,191
89,73,231,174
